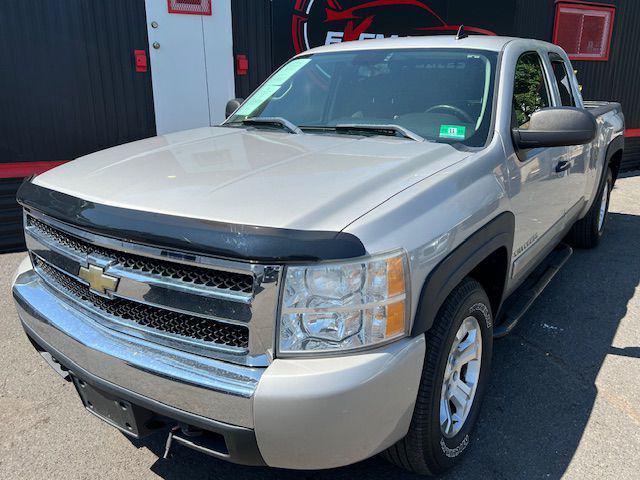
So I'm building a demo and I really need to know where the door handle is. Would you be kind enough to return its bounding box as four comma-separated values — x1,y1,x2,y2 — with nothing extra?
556,160,571,173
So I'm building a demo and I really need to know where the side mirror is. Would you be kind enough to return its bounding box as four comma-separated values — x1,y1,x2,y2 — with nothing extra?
225,98,244,118
512,107,596,149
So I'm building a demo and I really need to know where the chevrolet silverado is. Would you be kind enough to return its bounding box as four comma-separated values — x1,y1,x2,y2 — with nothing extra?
12,35,624,475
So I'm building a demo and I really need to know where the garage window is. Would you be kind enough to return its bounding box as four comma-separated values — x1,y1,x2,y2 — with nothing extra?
553,2,615,61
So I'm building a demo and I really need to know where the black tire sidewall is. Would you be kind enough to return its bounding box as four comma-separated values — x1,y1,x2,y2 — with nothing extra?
427,287,493,471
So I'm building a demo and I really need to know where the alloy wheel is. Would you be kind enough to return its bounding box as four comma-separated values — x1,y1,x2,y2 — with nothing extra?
439,316,483,438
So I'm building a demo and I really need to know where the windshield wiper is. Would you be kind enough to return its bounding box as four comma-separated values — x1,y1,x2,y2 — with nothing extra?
299,125,338,133
335,124,425,142
242,117,302,134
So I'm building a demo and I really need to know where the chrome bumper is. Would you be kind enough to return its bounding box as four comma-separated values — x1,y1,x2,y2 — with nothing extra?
13,268,262,429
14,260,428,470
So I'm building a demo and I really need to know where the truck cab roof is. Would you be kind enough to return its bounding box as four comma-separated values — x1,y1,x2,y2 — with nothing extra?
299,35,556,56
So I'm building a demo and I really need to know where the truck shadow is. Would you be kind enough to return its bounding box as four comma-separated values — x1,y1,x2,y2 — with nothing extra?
135,211,639,480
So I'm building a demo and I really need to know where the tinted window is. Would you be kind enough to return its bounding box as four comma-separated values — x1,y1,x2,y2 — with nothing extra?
227,49,498,147
512,52,551,129
550,57,576,107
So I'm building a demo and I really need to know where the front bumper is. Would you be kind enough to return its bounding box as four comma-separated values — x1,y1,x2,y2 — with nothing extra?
13,258,425,469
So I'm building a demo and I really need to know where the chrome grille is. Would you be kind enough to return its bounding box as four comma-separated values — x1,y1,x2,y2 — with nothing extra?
24,209,282,366
27,216,254,294
34,257,249,348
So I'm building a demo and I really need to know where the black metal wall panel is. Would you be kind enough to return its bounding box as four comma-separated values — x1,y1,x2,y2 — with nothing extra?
622,138,640,172
231,0,273,99
0,0,155,166
0,0,155,252
0,178,26,252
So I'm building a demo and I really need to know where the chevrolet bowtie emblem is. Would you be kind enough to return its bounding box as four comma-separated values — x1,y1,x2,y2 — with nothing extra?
78,264,119,295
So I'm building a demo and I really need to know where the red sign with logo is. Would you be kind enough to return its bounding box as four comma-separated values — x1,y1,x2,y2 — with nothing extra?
268,1,517,81
288,0,495,55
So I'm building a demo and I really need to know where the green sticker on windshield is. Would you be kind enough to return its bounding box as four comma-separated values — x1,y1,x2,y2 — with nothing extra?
439,125,466,140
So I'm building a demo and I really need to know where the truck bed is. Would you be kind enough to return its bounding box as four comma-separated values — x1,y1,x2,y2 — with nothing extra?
584,100,622,117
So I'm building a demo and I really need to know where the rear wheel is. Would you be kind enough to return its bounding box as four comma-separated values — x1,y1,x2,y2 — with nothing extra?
383,278,493,475
566,167,613,249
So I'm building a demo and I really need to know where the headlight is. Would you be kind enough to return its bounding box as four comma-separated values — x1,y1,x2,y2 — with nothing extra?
278,250,409,355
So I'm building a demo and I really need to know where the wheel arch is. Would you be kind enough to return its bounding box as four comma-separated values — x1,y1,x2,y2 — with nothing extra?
606,135,624,184
411,212,514,336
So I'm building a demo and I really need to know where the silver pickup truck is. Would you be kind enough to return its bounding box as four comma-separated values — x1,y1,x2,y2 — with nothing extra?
12,36,624,475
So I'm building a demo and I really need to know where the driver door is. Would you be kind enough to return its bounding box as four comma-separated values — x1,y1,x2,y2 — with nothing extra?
508,51,568,279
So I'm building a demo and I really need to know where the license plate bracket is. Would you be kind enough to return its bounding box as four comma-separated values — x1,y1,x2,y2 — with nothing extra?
72,376,156,438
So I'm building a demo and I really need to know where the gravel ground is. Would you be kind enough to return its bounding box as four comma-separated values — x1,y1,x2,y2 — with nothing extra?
0,174,638,480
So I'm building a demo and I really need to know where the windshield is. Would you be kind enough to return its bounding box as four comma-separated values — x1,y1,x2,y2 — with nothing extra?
226,48,498,147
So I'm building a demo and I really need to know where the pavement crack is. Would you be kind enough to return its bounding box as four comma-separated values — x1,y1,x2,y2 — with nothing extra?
512,332,640,425
511,332,595,387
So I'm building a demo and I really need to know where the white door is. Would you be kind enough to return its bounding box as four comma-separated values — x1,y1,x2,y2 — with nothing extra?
202,1,236,126
145,0,235,135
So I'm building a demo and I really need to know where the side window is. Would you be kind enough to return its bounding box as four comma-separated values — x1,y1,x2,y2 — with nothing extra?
549,56,576,107
512,52,551,129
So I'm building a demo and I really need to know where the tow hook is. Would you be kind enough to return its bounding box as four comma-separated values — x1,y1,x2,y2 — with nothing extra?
163,425,181,459
163,424,228,459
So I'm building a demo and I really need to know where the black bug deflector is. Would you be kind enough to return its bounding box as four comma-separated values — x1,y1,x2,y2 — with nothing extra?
17,180,367,263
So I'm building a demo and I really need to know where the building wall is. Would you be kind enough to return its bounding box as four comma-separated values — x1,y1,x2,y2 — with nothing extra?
0,0,155,251
231,0,273,103
0,178,24,252
0,0,156,167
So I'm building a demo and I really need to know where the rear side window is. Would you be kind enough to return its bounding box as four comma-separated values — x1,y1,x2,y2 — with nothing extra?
512,52,551,129
549,55,576,107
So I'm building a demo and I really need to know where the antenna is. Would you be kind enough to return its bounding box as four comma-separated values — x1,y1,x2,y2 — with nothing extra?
456,25,468,40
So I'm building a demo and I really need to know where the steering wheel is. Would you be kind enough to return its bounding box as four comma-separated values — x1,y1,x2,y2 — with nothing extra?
424,104,474,124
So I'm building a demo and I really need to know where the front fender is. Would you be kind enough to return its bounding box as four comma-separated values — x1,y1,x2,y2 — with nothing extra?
343,140,512,334
411,212,514,335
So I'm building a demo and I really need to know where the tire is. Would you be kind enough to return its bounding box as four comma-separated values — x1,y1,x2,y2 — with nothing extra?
566,167,613,249
383,278,493,475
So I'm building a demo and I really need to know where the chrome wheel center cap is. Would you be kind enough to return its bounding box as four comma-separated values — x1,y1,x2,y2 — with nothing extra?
440,316,482,438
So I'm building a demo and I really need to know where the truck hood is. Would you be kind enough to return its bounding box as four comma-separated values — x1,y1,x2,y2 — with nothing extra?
33,126,470,232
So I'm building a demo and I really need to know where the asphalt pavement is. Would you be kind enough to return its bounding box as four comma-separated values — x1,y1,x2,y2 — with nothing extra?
1,174,639,480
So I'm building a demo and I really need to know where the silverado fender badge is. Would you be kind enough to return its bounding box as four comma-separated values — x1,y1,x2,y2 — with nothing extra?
513,233,539,258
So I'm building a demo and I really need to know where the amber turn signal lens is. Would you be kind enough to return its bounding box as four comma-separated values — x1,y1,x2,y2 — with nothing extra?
387,256,405,298
385,301,405,337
